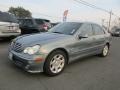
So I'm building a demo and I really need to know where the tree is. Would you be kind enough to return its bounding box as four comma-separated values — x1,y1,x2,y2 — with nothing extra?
8,7,32,18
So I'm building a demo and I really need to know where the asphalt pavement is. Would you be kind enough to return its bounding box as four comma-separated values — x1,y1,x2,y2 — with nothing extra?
0,37,120,90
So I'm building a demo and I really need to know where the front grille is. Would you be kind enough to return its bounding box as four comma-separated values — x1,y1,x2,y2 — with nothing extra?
11,42,23,53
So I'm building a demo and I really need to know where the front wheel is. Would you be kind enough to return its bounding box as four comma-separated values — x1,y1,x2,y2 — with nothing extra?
44,50,67,76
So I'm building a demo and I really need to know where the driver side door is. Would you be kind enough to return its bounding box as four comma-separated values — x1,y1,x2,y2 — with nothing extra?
69,24,95,61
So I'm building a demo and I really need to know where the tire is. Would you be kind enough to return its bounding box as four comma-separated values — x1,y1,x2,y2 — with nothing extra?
44,50,67,76
100,44,109,57
118,34,120,37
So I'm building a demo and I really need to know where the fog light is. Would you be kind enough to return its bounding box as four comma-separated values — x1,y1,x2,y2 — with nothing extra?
28,60,34,64
25,65,30,69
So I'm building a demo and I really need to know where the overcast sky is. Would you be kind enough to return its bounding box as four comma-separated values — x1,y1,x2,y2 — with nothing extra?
0,0,119,24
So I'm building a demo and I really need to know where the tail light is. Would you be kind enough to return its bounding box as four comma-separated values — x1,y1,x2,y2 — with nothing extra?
42,24,48,31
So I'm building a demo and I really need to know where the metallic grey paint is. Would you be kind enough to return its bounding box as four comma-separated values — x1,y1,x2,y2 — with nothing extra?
8,22,111,73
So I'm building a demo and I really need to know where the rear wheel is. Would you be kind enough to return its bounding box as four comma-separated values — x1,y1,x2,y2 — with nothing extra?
100,44,109,57
44,50,67,76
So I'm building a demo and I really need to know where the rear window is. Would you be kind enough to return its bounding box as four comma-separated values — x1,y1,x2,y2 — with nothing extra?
35,19,50,24
44,20,50,22
0,12,17,23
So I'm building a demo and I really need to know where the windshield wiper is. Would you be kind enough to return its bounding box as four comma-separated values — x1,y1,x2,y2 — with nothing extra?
52,32,63,34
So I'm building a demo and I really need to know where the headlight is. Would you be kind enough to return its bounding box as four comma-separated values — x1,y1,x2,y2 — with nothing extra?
24,45,40,55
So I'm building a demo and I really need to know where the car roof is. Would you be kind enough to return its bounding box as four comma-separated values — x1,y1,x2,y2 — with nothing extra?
18,18,50,21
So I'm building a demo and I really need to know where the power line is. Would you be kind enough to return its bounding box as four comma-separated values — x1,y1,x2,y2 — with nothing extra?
73,0,119,18
73,0,120,30
74,0,110,13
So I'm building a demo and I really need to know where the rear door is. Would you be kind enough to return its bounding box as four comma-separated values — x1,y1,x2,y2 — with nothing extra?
92,24,106,52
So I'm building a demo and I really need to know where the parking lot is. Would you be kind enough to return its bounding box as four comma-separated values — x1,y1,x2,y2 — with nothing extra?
0,37,120,90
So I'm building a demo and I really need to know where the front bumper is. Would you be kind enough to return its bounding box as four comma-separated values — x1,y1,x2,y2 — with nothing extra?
8,51,46,73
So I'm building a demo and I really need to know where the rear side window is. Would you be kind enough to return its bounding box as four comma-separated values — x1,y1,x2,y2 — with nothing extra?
19,19,34,26
80,24,93,36
92,24,105,35
44,20,50,23
35,19,44,24
0,12,17,23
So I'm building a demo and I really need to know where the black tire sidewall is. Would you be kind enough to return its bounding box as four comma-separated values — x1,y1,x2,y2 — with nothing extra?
44,50,67,76
102,45,109,57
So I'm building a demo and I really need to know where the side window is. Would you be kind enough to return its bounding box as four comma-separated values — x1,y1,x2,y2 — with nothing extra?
80,24,93,36
93,24,105,35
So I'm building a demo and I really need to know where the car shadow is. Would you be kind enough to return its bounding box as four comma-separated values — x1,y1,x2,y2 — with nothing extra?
0,37,15,45
0,38,12,42
69,55,99,65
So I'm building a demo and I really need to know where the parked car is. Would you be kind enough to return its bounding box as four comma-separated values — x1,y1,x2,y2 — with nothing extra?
110,28,120,37
9,22,111,76
18,18,52,34
0,11,21,39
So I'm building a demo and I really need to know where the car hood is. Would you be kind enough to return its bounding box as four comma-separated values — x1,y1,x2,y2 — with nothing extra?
16,32,72,45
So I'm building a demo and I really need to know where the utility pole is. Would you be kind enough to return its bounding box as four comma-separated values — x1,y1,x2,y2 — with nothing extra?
102,19,105,26
108,11,112,32
119,18,120,27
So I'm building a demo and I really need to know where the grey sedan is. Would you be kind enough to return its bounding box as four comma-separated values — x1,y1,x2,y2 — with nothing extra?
8,22,111,76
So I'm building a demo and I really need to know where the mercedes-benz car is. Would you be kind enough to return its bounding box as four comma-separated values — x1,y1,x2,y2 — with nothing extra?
8,22,111,76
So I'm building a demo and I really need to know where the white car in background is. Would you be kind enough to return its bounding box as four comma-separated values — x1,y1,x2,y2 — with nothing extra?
0,11,21,39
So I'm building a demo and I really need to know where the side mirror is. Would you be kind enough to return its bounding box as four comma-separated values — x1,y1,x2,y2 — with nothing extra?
78,34,88,39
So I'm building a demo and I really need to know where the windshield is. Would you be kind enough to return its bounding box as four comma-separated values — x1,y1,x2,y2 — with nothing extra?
0,12,18,23
49,22,82,35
